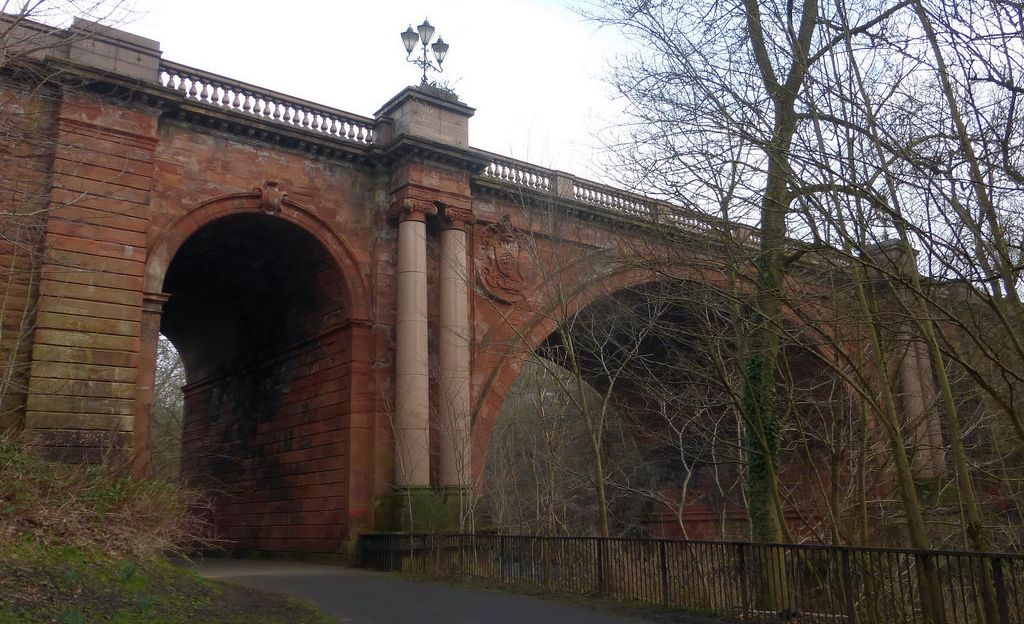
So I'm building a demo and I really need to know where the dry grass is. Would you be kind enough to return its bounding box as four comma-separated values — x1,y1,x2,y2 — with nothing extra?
0,437,337,623
0,435,215,558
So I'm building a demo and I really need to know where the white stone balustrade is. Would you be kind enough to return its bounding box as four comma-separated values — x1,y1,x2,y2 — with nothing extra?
476,152,758,246
159,62,376,144
572,179,653,219
481,159,551,191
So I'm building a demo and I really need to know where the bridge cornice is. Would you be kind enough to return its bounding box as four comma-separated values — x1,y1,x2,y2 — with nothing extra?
374,135,490,176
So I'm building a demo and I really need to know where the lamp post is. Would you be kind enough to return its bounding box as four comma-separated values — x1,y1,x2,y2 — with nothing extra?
401,19,449,86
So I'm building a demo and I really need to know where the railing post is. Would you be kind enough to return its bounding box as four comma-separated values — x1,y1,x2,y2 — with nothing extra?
659,541,669,607
991,557,1011,624
654,200,672,224
915,551,946,624
459,534,466,578
391,535,397,571
551,171,575,199
738,543,751,619
415,534,423,574
541,538,548,588
841,548,856,624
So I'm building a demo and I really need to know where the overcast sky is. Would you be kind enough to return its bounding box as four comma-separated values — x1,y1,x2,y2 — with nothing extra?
120,0,629,180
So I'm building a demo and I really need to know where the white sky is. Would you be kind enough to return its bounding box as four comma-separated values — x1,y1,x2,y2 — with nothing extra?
120,0,629,180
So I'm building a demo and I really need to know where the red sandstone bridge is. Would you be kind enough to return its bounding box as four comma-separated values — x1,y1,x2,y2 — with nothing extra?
0,18,941,552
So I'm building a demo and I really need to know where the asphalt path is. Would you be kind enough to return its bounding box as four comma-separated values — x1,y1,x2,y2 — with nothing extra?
189,558,671,623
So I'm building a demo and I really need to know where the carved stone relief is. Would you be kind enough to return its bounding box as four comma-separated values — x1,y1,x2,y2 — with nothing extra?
476,215,534,304
255,180,286,215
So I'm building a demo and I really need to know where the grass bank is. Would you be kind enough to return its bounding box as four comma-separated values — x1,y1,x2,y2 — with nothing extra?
0,540,331,623
0,438,330,623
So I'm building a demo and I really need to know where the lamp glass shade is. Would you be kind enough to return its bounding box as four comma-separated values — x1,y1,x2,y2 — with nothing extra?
401,26,418,54
417,19,434,45
431,38,449,65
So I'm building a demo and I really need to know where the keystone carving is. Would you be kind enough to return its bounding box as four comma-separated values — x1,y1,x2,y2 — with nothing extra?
255,180,286,215
476,215,534,304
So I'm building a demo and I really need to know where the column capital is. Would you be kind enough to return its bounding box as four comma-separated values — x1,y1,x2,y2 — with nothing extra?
440,205,475,230
389,197,437,223
142,291,171,313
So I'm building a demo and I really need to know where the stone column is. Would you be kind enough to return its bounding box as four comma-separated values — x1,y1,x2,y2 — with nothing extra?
393,198,435,487
438,207,474,488
131,292,170,477
901,335,945,478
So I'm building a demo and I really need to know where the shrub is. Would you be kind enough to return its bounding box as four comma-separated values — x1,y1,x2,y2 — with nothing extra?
0,436,214,558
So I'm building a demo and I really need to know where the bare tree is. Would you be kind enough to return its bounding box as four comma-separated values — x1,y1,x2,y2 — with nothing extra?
149,335,184,480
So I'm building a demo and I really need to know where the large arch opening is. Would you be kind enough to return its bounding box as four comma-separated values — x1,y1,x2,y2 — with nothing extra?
481,280,851,541
158,213,352,553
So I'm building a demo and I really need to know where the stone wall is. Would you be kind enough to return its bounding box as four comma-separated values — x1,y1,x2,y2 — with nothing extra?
181,326,352,553
0,76,57,431
21,91,158,460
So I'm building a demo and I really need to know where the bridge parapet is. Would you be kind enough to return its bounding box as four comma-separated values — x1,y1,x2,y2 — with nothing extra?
481,158,552,192
154,55,754,247
571,176,653,220
158,60,377,144
476,151,762,246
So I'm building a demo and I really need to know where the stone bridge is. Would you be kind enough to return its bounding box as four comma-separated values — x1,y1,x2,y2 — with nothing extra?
0,19,942,551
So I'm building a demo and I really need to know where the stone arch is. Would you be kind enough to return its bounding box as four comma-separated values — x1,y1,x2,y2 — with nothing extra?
470,260,845,480
144,190,369,323
472,263,853,538
471,265,725,477
137,191,369,552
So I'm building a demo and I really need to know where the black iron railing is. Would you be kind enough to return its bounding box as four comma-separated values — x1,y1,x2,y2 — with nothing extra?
357,534,1024,624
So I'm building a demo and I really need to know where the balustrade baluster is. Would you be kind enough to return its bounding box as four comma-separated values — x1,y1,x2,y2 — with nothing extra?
157,63,376,144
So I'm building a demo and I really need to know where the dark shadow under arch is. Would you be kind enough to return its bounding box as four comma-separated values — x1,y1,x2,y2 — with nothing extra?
158,212,355,553
478,278,849,540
